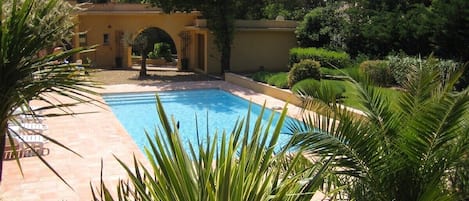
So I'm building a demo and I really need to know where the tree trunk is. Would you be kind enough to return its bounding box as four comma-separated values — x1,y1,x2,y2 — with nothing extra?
221,43,231,72
0,121,7,181
139,52,147,78
220,9,232,73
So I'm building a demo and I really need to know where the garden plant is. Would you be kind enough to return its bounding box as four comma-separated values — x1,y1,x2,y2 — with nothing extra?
0,0,98,184
290,58,469,200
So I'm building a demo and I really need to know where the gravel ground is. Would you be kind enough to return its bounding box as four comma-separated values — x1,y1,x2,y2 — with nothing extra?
89,67,217,85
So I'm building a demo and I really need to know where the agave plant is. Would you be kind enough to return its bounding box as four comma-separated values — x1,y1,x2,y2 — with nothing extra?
91,96,335,201
289,59,469,200
0,0,98,184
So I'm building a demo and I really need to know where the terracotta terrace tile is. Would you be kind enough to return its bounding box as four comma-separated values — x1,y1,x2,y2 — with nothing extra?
0,81,305,200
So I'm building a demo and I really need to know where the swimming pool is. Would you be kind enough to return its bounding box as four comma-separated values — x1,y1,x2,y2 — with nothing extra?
103,89,295,152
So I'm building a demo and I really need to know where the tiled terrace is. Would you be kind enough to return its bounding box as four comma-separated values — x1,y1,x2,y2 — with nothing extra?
0,80,306,200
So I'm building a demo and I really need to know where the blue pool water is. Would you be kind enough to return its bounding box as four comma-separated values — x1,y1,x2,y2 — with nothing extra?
103,89,295,152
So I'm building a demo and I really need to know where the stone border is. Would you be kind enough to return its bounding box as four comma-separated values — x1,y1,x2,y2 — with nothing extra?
225,72,365,116
224,72,303,106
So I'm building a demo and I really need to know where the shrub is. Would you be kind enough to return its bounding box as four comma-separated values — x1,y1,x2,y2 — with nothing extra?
320,67,341,78
267,72,289,89
359,60,394,86
387,55,462,87
148,42,172,61
288,59,321,87
292,79,345,100
289,47,351,69
321,67,360,78
291,78,321,93
251,71,273,83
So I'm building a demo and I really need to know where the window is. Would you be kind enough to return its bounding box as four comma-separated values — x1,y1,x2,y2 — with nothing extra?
103,33,109,45
79,33,87,46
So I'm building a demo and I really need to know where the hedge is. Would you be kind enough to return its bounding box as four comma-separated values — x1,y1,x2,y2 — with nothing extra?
289,47,351,69
359,60,394,86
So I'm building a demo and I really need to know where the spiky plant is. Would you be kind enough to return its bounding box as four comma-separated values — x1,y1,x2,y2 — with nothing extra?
91,96,334,201
289,58,469,200
0,0,98,185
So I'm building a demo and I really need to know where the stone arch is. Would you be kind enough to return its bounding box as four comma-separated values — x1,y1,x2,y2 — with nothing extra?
130,27,178,67
75,4,200,69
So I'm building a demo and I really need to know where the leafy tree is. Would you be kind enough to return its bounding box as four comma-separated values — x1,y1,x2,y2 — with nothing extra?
92,97,332,200
296,8,328,48
262,0,324,20
289,58,469,200
0,0,98,184
147,0,235,73
132,34,150,77
131,27,174,77
431,0,469,62
295,3,347,50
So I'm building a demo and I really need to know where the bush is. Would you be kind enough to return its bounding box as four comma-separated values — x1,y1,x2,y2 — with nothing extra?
387,55,462,87
148,42,172,61
267,72,289,89
291,78,321,93
292,79,345,100
288,59,321,87
289,47,351,69
359,60,394,86
251,71,274,83
320,67,342,77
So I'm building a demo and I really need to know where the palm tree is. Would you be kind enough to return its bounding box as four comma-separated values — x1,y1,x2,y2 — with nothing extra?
289,59,469,200
91,97,332,201
0,0,98,184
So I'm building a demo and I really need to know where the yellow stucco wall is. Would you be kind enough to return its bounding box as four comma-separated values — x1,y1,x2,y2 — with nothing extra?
230,30,297,73
74,4,298,74
76,4,199,69
196,20,298,74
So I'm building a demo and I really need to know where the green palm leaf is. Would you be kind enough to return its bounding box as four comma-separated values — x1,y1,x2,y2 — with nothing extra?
1,0,99,186
92,95,329,201
289,58,469,200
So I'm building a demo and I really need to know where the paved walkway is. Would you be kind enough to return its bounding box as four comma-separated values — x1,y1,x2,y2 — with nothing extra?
0,79,306,200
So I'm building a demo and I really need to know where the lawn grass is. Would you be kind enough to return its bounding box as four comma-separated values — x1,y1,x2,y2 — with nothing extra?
250,70,402,110
323,79,402,110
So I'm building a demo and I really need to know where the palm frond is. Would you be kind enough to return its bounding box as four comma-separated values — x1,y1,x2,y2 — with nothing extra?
1,0,100,183
92,95,330,200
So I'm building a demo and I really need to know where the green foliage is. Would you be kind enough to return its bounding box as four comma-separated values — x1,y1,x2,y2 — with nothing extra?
387,55,462,87
251,71,273,83
359,60,394,86
288,59,321,87
320,67,360,79
0,0,98,184
91,96,330,201
262,0,323,20
290,58,469,200
320,67,341,77
251,71,289,89
295,8,328,48
431,0,469,61
147,0,235,72
266,72,288,89
335,0,467,62
289,47,351,69
292,79,345,101
147,42,172,62
132,28,174,55
295,3,347,50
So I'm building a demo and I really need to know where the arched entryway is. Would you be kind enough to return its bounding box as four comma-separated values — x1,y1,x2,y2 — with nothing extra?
130,27,177,70
75,3,201,69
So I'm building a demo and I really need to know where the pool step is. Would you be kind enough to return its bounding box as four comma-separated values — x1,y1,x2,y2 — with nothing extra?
104,90,224,106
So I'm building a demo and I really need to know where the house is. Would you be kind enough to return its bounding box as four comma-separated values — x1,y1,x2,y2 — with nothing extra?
73,3,298,74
